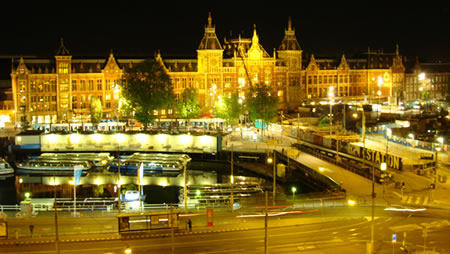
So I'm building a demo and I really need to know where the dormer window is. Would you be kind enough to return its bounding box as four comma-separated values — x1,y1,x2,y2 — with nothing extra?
58,62,69,74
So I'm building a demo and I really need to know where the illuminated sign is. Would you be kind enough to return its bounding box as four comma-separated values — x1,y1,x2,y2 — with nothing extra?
348,145,403,170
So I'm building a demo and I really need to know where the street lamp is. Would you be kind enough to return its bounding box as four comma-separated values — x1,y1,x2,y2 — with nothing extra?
291,186,297,202
328,87,334,138
377,76,383,121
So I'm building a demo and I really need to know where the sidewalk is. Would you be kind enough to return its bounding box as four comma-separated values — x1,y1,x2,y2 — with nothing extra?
0,209,357,246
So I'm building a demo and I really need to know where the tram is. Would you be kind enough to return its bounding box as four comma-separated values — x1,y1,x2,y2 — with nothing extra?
108,153,191,176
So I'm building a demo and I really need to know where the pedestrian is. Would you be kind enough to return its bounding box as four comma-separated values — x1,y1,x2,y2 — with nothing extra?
187,219,192,232
29,224,34,237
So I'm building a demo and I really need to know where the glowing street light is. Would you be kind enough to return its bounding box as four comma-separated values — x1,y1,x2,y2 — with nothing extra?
291,186,297,201
328,87,334,137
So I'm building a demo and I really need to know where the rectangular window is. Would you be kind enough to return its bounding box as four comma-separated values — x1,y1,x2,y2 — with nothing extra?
106,80,111,90
72,80,77,91
97,79,102,90
224,77,232,88
80,80,86,91
58,62,69,74
72,96,78,109
88,80,94,91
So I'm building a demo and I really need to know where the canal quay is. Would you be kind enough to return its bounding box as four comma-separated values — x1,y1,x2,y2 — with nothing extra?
0,128,344,210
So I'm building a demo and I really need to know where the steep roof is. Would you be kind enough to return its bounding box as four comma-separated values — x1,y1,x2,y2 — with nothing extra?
56,38,71,56
197,13,222,50
278,17,301,51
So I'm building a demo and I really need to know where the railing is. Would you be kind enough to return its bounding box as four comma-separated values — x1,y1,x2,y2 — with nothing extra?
0,204,21,212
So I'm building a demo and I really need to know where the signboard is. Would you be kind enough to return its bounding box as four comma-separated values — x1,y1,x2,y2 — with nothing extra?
206,208,214,227
392,234,397,244
419,153,434,160
74,165,83,185
0,221,7,238
348,145,403,170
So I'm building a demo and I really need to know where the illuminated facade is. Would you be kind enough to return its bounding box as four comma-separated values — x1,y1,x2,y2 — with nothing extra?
11,14,410,126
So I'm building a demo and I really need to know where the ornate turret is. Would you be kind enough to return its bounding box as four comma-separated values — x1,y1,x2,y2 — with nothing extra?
277,17,302,71
278,17,301,51
197,13,223,74
56,38,70,56
197,12,222,50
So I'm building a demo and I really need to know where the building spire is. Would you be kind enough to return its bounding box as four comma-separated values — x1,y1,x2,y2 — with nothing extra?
208,12,212,28
252,24,259,46
288,16,292,31
56,37,70,56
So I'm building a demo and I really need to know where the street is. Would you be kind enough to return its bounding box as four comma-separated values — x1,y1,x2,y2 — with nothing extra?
1,206,449,253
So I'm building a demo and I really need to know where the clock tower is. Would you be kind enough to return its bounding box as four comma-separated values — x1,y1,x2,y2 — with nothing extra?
197,13,224,111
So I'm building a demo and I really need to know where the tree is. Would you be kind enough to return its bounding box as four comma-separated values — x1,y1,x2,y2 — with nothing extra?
176,87,200,127
245,83,279,135
215,93,242,127
89,96,103,130
120,59,174,130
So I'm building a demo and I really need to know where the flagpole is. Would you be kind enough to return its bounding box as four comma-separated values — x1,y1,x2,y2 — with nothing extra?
138,162,143,211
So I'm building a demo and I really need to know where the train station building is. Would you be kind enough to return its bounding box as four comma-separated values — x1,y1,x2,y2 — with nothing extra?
7,13,446,127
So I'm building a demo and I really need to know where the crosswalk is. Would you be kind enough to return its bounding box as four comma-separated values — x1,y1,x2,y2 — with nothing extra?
393,192,429,206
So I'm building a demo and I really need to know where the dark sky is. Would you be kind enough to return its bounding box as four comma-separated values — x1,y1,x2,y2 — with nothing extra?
0,1,449,62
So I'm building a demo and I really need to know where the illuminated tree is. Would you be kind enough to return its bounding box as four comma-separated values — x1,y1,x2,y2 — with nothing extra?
89,96,103,129
120,59,174,129
176,87,200,125
245,83,279,134
215,93,242,126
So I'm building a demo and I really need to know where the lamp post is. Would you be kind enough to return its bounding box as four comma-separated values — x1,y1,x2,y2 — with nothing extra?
291,186,296,202
328,87,334,138
358,102,375,254
377,76,383,121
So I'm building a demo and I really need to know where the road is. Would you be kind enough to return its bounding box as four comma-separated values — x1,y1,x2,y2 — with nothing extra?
2,206,449,253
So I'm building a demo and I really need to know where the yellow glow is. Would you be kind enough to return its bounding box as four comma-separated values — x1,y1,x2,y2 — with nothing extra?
124,248,132,254
49,179,58,185
380,162,387,171
16,136,22,143
18,178,23,184
436,147,441,152
69,180,74,185
347,199,356,206
377,75,384,86
179,134,192,145
199,135,211,146
91,134,103,143
437,137,444,144
267,157,273,164
319,167,324,172
291,186,296,193
95,179,102,185
115,133,126,143
47,134,59,143
352,113,358,118
118,180,123,187
230,175,234,184
70,134,82,144
419,73,426,81
136,133,148,143
156,134,168,144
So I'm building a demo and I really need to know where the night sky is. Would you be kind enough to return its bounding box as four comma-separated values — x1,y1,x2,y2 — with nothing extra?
0,1,449,62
